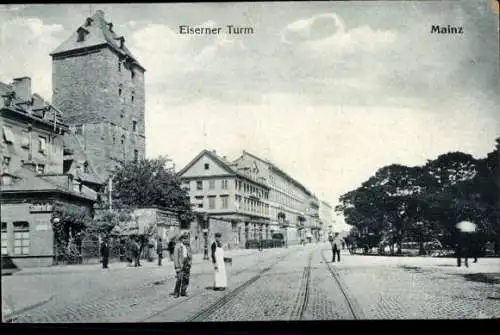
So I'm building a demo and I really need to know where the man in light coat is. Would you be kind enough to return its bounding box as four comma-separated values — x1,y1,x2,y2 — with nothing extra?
171,233,192,298
330,232,345,263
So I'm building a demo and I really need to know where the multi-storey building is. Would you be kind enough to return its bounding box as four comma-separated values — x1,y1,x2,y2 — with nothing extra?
304,194,321,242
1,77,97,268
319,200,333,240
233,151,314,246
51,10,146,182
177,150,271,248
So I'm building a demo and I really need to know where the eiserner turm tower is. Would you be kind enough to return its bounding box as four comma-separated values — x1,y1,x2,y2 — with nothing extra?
50,9,146,182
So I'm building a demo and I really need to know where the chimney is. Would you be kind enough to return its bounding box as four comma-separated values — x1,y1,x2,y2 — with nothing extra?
107,22,113,32
85,17,93,26
22,160,37,172
12,77,31,102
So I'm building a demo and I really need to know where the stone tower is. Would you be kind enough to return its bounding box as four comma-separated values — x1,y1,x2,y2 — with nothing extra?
51,10,146,181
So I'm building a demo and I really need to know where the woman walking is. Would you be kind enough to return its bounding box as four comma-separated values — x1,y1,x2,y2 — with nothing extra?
211,233,227,291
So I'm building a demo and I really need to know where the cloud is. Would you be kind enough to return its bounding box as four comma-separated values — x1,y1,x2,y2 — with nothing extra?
0,17,64,98
281,13,345,44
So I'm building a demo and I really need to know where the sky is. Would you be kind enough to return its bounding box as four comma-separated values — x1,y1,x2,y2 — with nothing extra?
1,2,499,231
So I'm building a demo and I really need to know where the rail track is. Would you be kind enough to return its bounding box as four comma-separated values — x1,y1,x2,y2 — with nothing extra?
320,249,362,320
141,248,292,322
289,251,313,320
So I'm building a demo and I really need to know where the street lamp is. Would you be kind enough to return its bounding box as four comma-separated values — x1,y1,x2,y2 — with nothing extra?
202,212,210,260
416,221,425,256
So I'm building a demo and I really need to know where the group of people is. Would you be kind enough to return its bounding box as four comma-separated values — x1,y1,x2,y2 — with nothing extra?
99,232,229,298
168,232,228,298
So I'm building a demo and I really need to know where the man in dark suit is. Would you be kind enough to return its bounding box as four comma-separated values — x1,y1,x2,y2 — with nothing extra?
100,236,110,269
172,234,192,298
157,237,163,266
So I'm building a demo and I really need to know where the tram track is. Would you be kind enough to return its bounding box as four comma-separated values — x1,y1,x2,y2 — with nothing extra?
320,249,363,320
141,248,292,322
289,251,313,320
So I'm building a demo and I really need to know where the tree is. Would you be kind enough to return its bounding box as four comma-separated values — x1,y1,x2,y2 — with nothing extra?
111,156,194,229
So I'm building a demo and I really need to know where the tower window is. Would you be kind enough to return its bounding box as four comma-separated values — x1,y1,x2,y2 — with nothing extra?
83,161,89,173
112,136,116,144
134,149,138,162
132,120,137,132
118,88,122,96
131,91,135,103
131,70,135,80
118,61,121,72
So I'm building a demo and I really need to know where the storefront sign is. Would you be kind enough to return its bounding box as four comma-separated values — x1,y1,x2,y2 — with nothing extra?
29,203,53,213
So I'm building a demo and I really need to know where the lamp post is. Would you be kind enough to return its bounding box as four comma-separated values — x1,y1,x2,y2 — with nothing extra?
203,213,209,260
416,221,425,256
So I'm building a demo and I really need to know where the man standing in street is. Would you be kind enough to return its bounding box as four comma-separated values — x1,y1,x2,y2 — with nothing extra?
330,232,344,263
100,236,110,269
171,234,192,298
157,237,163,266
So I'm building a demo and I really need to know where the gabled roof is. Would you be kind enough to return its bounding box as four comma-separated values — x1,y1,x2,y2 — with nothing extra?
177,149,238,177
177,149,269,189
63,133,105,185
50,10,145,71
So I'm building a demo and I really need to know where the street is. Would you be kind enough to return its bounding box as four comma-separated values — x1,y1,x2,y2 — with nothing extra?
2,243,499,322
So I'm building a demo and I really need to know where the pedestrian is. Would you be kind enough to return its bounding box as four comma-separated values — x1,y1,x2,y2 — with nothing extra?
168,237,176,262
171,233,192,298
211,233,227,291
456,232,469,268
330,232,344,263
157,237,164,266
100,236,110,269
131,237,141,267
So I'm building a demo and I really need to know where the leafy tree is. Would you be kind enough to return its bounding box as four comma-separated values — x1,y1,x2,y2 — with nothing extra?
111,156,194,229
51,202,93,262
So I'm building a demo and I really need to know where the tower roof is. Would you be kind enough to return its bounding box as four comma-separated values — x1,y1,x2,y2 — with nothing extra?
50,9,145,71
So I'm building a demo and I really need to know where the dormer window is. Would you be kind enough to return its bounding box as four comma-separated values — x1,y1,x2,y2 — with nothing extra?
77,27,89,42
83,161,89,174
117,36,125,49
85,17,93,27
107,22,113,32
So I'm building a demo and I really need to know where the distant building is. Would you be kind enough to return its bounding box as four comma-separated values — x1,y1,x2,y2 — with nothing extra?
319,201,333,239
177,150,271,249
50,10,146,182
305,195,321,242
1,77,97,267
233,151,315,246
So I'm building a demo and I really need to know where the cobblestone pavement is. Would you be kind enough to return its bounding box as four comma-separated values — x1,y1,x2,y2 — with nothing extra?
4,244,499,322
3,248,292,322
327,251,500,319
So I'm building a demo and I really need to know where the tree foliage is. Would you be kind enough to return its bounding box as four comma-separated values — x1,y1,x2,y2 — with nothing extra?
111,156,194,228
337,138,499,253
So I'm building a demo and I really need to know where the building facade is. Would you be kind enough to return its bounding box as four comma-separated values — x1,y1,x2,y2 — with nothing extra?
51,10,146,182
319,201,333,241
177,150,271,249
1,78,97,268
233,151,314,246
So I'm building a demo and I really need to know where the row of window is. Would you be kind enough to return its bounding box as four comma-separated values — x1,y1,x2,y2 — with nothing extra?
193,195,229,210
3,126,50,155
186,179,230,191
74,120,139,137
1,222,30,256
2,155,45,174
236,180,269,199
235,195,270,215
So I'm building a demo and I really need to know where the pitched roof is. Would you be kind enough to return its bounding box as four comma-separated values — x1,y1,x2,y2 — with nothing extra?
50,10,145,71
240,150,313,195
1,167,97,201
177,149,269,189
63,133,105,185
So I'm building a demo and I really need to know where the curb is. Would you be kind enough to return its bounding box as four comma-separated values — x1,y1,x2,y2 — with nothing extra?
2,295,54,322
